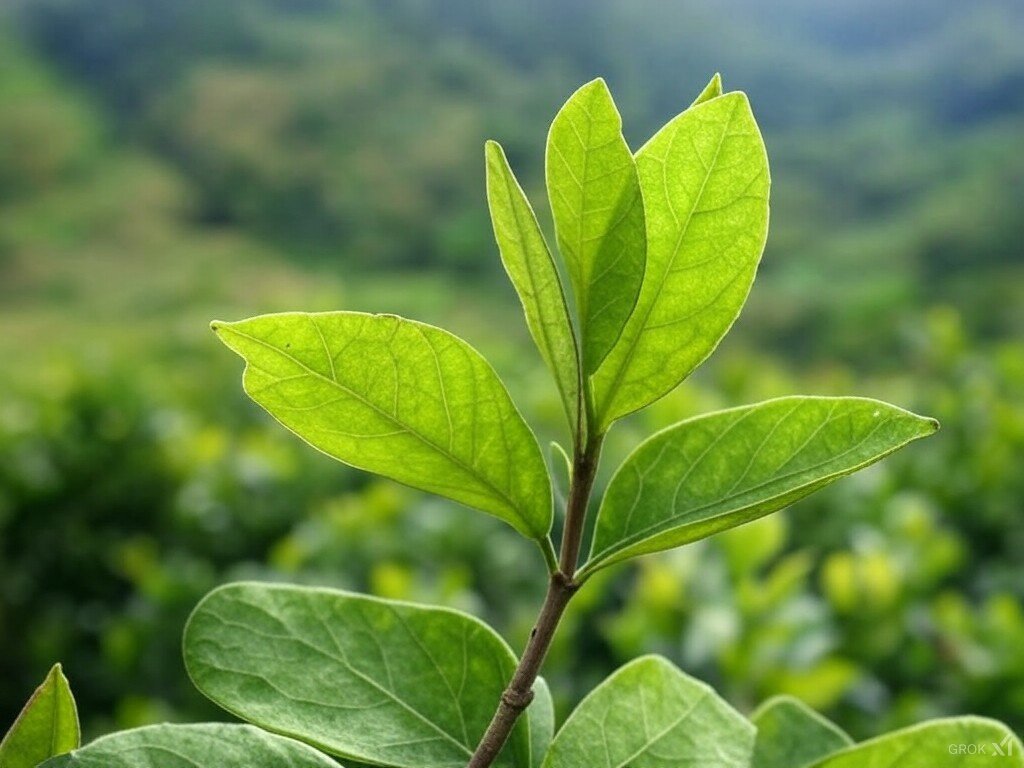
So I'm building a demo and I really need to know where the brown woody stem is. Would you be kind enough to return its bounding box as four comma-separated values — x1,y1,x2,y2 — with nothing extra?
466,436,602,768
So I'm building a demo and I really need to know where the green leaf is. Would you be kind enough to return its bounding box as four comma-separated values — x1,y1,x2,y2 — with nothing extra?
546,78,646,376
592,90,770,429
38,724,339,768
583,397,938,575
690,73,723,107
808,717,1023,767
213,311,551,541
549,441,573,507
751,696,852,768
485,140,582,433
542,655,753,768
528,678,555,768
0,664,80,768
184,582,534,768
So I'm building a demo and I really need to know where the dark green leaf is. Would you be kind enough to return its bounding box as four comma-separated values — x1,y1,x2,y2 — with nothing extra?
808,718,1022,767
38,724,339,767
751,695,852,768
184,582,533,768
542,656,754,768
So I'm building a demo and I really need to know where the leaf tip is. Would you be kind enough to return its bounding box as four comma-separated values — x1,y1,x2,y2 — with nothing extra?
484,138,502,160
907,409,939,435
571,76,612,106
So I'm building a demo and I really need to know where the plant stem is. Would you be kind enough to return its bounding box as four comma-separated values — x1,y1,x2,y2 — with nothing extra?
467,436,602,768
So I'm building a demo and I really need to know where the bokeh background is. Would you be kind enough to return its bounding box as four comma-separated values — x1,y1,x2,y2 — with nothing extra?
2,0,1022,742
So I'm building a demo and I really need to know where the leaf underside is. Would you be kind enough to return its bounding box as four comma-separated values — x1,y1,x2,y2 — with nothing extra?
592,90,770,429
486,140,582,434
0,664,80,768
38,724,338,768
751,696,852,768
586,397,938,574
542,655,754,768
213,311,551,540
183,582,533,768
546,78,646,376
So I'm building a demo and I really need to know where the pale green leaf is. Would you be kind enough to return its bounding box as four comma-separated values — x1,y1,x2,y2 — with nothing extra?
690,73,723,107
528,677,555,768
583,397,938,575
592,91,770,429
213,312,551,540
809,717,1023,767
38,724,340,768
542,655,753,768
486,140,581,434
546,78,646,375
0,664,80,768
549,441,573,507
184,582,533,768
751,695,852,768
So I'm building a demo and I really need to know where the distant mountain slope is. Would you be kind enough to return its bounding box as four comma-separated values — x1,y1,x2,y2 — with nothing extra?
9,0,1024,359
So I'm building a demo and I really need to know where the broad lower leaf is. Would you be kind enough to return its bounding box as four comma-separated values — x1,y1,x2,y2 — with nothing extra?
592,91,770,429
751,696,852,768
486,140,581,433
542,655,754,768
38,723,339,768
213,312,551,540
809,717,1023,767
546,78,646,375
184,582,533,768
529,677,555,768
583,397,938,575
0,664,80,768
690,72,723,107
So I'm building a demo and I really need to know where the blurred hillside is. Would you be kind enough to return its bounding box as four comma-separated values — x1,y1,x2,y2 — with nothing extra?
6,0,1023,361
1,0,1022,745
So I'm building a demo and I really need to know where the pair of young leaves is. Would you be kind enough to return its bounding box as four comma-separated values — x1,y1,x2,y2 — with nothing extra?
37,582,1024,768
211,74,937,577
486,73,763,439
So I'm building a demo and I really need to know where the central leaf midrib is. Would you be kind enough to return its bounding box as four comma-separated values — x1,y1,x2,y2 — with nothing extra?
221,322,524,521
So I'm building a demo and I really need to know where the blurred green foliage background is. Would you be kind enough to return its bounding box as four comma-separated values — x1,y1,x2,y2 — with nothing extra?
1,0,1022,743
